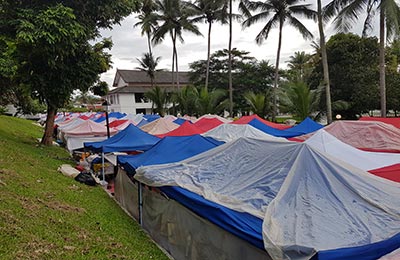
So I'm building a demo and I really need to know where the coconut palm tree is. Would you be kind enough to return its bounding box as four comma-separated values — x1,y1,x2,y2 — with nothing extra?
195,86,228,115
136,52,162,87
317,0,333,123
279,81,322,120
174,85,198,115
184,0,229,90
242,0,316,121
243,90,272,118
324,0,400,117
134,0,158,55
145,86,169,115
287,51,312,81
152,0,202,89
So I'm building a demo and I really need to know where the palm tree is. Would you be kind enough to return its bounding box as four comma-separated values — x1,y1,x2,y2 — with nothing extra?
279,81,322,120
134,0,158,55
185,0,228,90
195,87,228,115
317,0,333,123
243,90,272,118
136,52,162,87
152,0,202,89
174,85,198,115
145,86,169,115
242,0,316,121
287,51,312,81
324,0,400,117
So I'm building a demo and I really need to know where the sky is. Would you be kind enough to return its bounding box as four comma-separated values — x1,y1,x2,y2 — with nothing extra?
99,0,371,88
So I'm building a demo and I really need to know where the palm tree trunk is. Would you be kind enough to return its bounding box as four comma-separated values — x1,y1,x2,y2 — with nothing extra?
171,31,175,90
317,0,332,124
228,0,233,117
272,20,283,122
379,8,386,117
41,105,57,146
205,21,212,91
174,30,180,89
147,32,153,57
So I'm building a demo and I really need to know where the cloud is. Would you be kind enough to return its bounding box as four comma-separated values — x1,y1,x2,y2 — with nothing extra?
100,0,379,87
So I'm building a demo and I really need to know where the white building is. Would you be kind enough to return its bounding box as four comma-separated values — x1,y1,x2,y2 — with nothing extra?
107,69,190,114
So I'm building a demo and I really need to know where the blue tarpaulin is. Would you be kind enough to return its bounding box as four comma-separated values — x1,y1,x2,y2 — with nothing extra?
118,135,223,174
249,117,323,138
173,118,192,125
84,124,160,153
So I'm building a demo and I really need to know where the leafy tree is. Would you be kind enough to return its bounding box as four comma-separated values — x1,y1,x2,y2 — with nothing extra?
185,0,228,90
309,33,380,118
242,0,316,121
1,0,135,145
136,52,163,87
152,0,202,89
91,81,109,97
279,81,322,120
189,49,275,114
145,86,169,115
325,0,400,117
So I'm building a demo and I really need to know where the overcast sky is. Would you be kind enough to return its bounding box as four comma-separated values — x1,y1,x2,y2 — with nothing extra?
99,0,373,87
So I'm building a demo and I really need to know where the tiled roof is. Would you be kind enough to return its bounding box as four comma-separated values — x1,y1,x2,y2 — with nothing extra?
115,69,190,85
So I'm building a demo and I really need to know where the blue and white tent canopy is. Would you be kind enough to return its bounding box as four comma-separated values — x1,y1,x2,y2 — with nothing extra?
84,124,160,153
135,137,400,260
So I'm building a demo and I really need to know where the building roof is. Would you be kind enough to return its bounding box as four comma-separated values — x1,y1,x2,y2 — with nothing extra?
113,69,190,87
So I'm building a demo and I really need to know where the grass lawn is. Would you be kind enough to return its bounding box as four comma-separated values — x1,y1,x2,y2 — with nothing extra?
0,115,169,260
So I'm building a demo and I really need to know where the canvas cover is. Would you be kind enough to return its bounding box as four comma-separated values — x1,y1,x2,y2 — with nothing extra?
140,118,179,135
122,113,144,125
84,124,160,153
118,135,223,174
202,124,288,143
360,116,400,128
135,138,400,260
232,115,291,130
193,117,224,132
248,117,323,138
195,114,232,123
173,118,192,125
63,120,116,136
297,120,400,152
305,129,400,171
157,121,204,138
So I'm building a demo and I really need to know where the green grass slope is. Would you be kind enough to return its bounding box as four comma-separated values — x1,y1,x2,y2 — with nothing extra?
0,115,168,260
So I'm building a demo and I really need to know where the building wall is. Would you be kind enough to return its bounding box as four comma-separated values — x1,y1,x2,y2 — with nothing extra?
109,93,154,114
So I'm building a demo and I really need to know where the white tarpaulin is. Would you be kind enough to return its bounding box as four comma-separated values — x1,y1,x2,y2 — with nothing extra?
305,129,400,171
135,137,400,260
202,124,288,143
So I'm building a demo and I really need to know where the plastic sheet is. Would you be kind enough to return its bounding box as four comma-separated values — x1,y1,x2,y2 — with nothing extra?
202,124,288,143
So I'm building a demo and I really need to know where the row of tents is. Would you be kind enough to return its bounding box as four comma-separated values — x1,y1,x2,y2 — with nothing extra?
50,112,400,260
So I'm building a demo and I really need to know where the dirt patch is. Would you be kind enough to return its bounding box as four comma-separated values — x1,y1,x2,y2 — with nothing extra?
0,168,18,176
15,239,57,260
44,200,86,213
19,197,41,212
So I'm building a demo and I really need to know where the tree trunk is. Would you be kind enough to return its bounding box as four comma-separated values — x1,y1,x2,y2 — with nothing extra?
41,105,57,146
379,8,386,117
272,20,283,122
317,0,333,124
147,31,153,57
228,0,233,117
171,30,175,91
205,21,212,91
174,30,180,89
